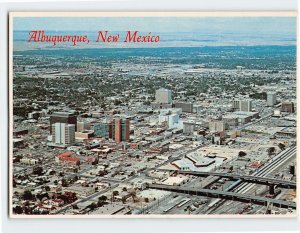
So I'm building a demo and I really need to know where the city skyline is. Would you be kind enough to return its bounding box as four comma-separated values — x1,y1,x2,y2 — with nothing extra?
10,13,297,217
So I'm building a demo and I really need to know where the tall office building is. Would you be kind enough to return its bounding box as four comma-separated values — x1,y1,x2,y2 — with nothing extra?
232,100,240,111
209,120,226,132
281,101,295,113
114,118,130,143
50,112,77,133
232,99,252,112
77,121,90,132
94,121,113,139
52,123,75,145
159,113,183,129
183,121,195,135
174,102,193,113
155,88,172,104
94,118,130,143
267,92,276,107
240,100,252,112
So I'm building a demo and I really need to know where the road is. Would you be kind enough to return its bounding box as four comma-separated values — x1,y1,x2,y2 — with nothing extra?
147,183,296,209
159,170,296,189
204,146,296,214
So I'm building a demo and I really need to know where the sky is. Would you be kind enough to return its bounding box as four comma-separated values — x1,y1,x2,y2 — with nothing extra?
14,16,296,33
13,17,297,49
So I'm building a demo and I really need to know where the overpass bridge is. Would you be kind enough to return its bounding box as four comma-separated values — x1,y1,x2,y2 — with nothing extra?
160,170,296,189
147,183,296,210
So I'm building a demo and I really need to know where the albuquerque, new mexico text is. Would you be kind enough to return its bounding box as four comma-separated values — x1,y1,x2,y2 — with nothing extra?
27,30,161,46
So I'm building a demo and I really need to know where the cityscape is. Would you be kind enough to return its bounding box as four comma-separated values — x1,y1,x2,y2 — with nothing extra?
11,16,297,216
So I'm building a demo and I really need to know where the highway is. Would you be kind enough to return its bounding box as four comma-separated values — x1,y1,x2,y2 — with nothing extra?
161,170,296,189
147,183,296,210
148,146,296,214
205,145,296,214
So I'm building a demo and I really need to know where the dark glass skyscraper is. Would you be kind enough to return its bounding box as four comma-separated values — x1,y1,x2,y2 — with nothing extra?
49,112,77,133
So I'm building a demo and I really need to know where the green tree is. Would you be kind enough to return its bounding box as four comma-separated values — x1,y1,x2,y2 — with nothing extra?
238,151,247,157
278,143,286,151
98,195,107,203
267,147,276,156
23,190,34,200
13,206,23,214
33,166,43,176
61,178,68,187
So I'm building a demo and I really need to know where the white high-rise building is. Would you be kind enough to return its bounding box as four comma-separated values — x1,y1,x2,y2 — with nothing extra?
155,88,172,104
240,100,252,112
267,92,276,106
159,113,182,129
209,120,226,132
232,100,240,111
52,123,75,145
232,99,252,112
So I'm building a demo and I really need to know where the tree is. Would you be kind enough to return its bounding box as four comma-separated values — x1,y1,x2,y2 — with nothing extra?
98,195,107,203
112,191,119,196
49,170,56,175
61,178,68,187
143,101,151,106
57,194,69,203
238,151,247,157
144,197,149,203
73,175,79,182
267,147,275,156
88,202,97,210
33,166,43,176
114,99,122,105
278,143,286,151
36,192,49,201
98,170,108,177
23,190,34,200
13,205,23,214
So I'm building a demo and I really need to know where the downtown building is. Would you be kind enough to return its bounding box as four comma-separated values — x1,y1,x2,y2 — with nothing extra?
114,118,130,143
183,121,195,135
267,92,277,107
209,120,226,132
94,118,130,143
281,101,295,113
51,123,76,146
50,112,77,133
173,102,193,113
232,99,252,112
155,88,172,104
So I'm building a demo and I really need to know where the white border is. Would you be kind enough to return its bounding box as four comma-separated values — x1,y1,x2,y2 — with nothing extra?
1,1,300,233
8,10,298,219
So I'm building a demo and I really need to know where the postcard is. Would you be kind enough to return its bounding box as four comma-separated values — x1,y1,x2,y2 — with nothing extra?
9,12,297,218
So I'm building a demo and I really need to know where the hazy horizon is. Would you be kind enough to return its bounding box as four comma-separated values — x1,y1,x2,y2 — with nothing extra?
13,17,297,50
